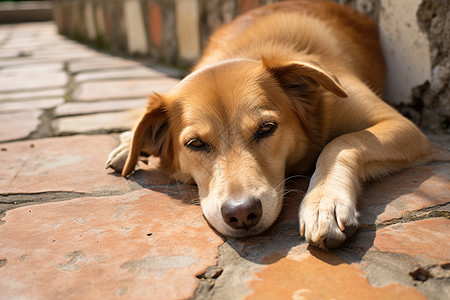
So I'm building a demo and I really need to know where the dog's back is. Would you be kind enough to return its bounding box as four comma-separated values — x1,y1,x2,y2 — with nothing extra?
196,0,385,95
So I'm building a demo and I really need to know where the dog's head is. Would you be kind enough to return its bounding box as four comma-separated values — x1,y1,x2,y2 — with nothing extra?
122,58,346,237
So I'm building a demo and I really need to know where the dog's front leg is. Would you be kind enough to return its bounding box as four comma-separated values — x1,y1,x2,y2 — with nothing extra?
299,115,429,249
105,131,133,173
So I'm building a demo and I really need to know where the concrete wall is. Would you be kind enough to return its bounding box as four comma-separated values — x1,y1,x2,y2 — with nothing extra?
53,0,449,133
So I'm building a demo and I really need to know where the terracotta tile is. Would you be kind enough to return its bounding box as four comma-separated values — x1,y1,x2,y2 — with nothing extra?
246,248,426,300
0,190,223,300
359,162,450,225
0,135,129,194
0,110,41,142
73,78,179,101
374,218,450,264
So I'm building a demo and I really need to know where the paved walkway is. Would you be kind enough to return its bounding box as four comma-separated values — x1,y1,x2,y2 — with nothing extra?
0,22,449,300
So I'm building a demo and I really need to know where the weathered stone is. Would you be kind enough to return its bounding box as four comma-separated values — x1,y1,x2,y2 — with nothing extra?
0,189,223,300
54,98,147,117
74,67,166,83
0,62,64,75
175,0,201,62
0,110,41,142
379,0,431,105
375,218,450,264
0,89,65,101
53,110,141,135
84,1,97,40
68,56,140,74
123,0,148,54
0,135,130,194
0,72,68,92
73,78,179,101
0,98,64,112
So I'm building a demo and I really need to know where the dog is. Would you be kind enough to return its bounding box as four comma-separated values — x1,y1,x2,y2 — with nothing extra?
106,0,430,249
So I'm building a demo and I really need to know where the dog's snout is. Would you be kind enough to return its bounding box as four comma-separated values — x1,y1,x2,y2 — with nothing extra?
221,198,262,230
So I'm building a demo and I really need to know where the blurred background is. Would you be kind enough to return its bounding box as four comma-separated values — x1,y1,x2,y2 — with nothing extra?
0,0,449,135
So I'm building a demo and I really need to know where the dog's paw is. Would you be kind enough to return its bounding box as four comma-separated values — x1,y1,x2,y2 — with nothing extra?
299,189,358,249
105,131,132,173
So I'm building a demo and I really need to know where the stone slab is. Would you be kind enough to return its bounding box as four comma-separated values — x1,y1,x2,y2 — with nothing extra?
0,135,129,194
68,57,141,74
0,189,223,300
0,110,41,142
0,98,64,112
124,0,149,54
0,62,64,75
73,78,180,101
0,72,68,92
74,67,166,83
0,89,65,101
374,218,450,264
54,98,147,117
53,110,142,135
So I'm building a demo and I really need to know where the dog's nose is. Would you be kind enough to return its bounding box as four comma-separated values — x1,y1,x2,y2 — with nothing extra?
221,198,262,230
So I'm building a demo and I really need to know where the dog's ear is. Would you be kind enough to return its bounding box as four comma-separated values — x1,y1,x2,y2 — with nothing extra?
262,58,348,98
122,93,171,177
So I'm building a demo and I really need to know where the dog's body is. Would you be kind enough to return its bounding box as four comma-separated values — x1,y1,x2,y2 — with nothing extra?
106,0,430,249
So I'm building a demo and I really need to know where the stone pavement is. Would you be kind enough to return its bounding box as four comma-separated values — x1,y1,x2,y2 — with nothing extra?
0,22,449,300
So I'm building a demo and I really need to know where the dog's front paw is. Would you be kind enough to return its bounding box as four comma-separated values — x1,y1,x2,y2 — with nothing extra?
105,131,132,173
299,188,358,249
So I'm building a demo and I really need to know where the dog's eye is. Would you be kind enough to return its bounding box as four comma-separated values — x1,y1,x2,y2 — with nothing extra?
255,122,278,139
186,138,209,151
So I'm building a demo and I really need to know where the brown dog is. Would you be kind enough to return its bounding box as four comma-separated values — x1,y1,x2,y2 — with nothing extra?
106,0,430,249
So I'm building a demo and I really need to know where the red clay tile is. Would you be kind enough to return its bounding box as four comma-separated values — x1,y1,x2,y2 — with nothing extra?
0,135,129,194
0,189,223,300
359,162,450,225
246,248,426,300
374,218,450,264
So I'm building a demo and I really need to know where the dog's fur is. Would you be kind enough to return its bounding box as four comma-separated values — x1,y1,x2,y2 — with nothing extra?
106,0,430,249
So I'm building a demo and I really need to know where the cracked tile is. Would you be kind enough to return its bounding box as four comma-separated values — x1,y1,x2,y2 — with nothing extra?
0,189,223,300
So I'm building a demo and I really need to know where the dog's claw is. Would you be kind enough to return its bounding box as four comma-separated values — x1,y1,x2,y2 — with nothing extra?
300,222,305,237
337,217,345,231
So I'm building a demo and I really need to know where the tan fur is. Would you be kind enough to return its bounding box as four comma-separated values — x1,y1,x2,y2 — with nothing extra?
106,0,430,249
